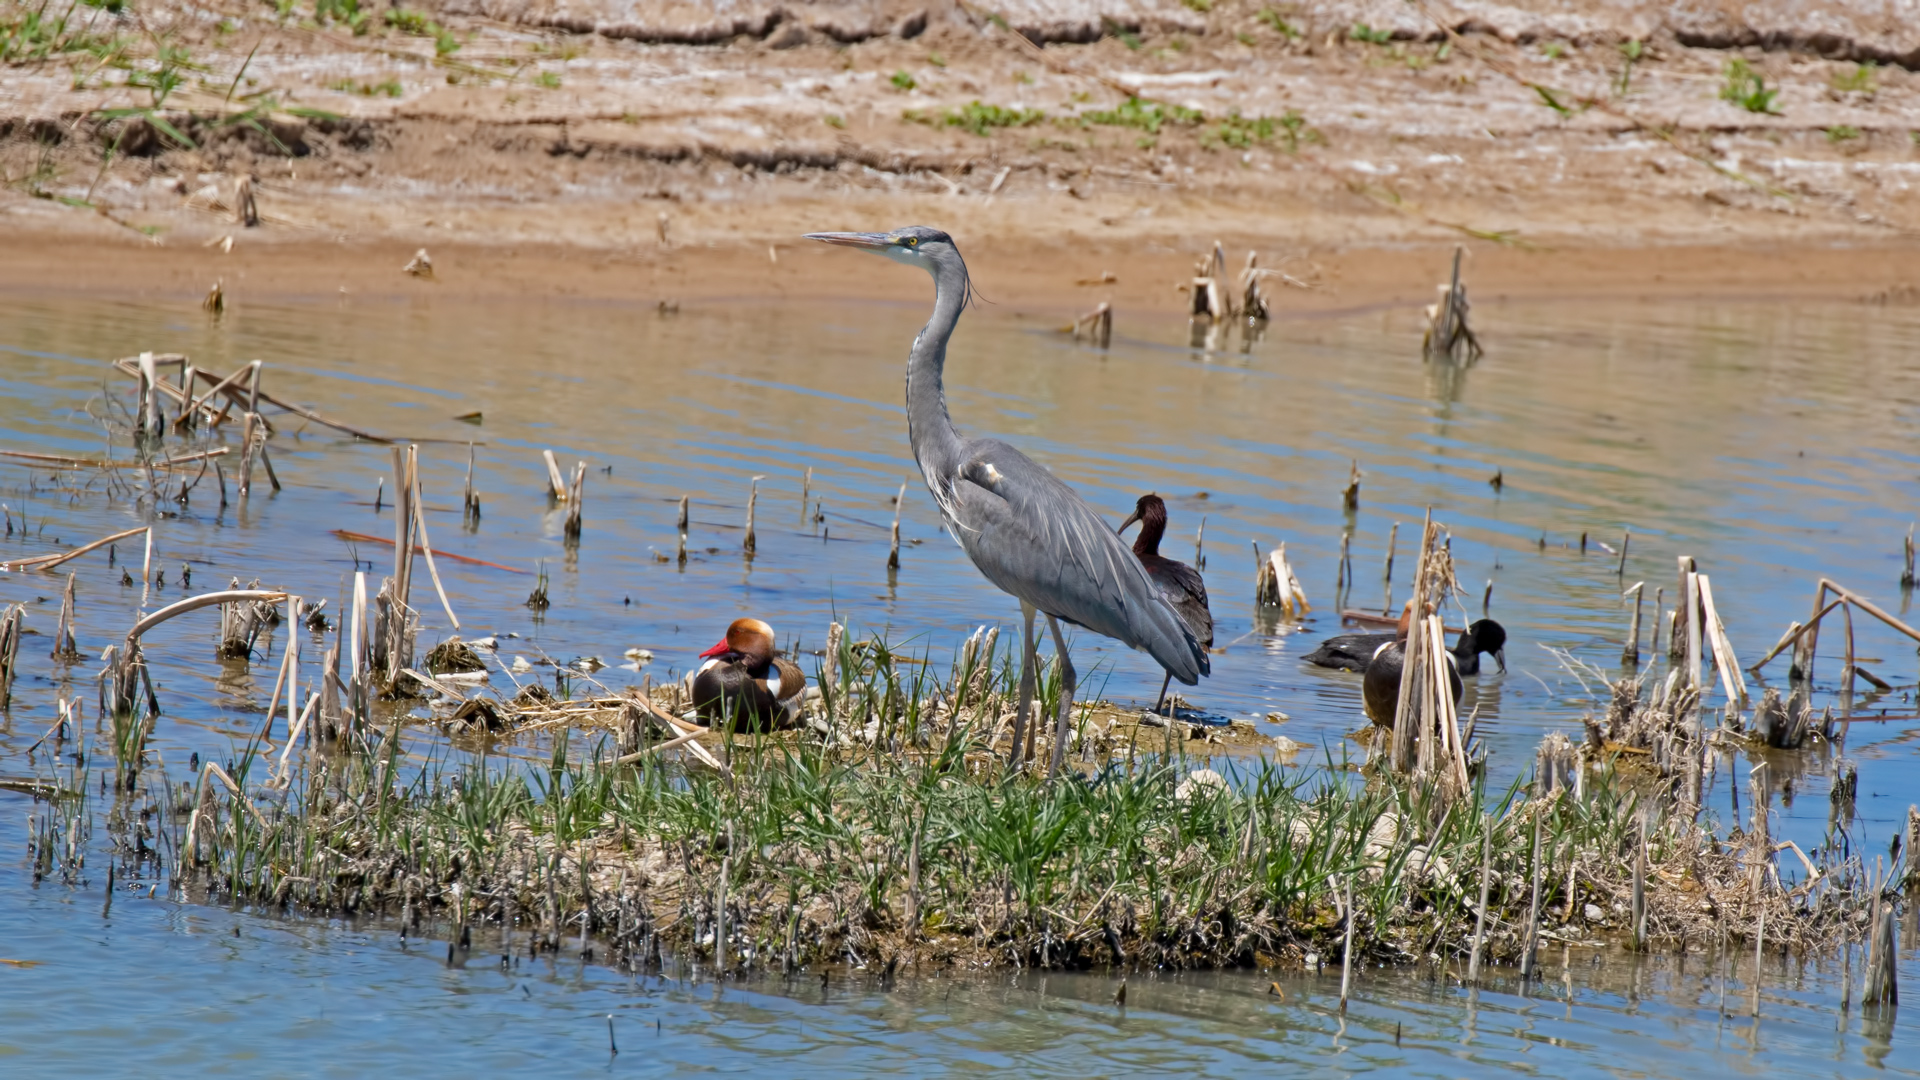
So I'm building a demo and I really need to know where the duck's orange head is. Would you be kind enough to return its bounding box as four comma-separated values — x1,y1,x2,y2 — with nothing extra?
1394,600,1416,640
701,618,776,660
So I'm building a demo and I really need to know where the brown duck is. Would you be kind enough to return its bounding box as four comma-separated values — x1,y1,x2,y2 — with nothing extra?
690,618,806,730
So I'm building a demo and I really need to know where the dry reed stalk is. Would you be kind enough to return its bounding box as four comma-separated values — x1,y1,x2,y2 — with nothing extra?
1339,872,1355,1011
236,412,259,497
1194,515,1207,572
1253,543,1310,617
1631,810,1648,949
462,443,478,523
140,528,153,609
1342,460,1360,512
374,447,420,691
1695,575,1748,707
1842,600,1858,703
887,482,905,570
178,361,257,428
564,461,587,544
1747,765,1771,899
1520,810,1542,979
1186,241,1234,321
1382,522,1399,604
234,175,258,227
1681,560,1702,690
137,351,163,440
1617,528,1630,576
1239,252,1271,321
0,605,22,708
1623,582,1645,667
1650,587,1665,656
905,823,922,941
800,467,813,523
715,856,731,976
743,476,759,556
677,495,689,564
1422,248,1483,361
1072,302,1113,348
1390,517,1435,773
0,525,148,573
542,451,567,500
51,572,80,662
1907,806,1920,902
1468,825,1490,983
408,463,460,631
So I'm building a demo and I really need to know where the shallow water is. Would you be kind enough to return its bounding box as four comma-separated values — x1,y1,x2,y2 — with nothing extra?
1,286,1918,1072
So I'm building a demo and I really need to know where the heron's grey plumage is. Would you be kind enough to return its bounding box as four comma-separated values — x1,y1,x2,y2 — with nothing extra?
806,226,1208,689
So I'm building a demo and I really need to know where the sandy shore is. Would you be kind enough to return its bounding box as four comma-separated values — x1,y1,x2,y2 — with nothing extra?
3,0,1919,312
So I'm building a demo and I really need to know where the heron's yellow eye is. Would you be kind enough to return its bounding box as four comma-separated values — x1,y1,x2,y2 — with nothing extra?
903,237,918,247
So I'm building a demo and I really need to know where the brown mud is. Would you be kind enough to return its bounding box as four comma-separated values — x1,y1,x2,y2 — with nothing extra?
5,0,1920,313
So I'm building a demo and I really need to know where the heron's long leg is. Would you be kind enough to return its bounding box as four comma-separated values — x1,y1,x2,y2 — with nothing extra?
1010,600,1038,769
1153,672,1173,717
1045,614,1077,780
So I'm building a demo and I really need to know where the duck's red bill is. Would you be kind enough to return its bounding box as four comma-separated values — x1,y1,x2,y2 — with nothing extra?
700,639,732,659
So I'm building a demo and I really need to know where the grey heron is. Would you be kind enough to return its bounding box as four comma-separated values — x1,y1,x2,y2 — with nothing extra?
806,226,1208,776
1117,493,1214,716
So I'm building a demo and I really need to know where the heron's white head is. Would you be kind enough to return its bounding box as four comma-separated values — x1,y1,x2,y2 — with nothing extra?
805,226,962,273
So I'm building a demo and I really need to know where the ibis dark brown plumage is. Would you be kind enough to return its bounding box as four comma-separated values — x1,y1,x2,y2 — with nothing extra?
1119,493,1213,715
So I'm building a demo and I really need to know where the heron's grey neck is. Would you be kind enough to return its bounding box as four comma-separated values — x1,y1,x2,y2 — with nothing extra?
906,258,970,481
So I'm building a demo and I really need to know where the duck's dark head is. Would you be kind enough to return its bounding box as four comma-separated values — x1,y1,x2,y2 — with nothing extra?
1117,493,1169,556
1463,619,1507,672
701,617,777,664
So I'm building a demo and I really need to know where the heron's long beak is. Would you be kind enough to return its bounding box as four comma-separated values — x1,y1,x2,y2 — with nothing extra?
1117,510,1141,534
805,232,891,250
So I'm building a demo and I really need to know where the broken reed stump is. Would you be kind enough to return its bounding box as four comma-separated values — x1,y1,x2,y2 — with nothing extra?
1239,251,1271,321
564,460,587,544
1389,512,1470,794
233,175,258,228
676,495,689,565
1382,522,1399,608
0,604,23,708
1622,581,1645,669
888,482,906,571
799,467,812,524
1252,541,1309,617
51,573,82,663
1186,241,1234,322
1071,303,1112,349
1341,460,1361,512
1422,247,1483,362
1467,825,1490,983
462,443,480,524
1194,514,1207,573
543,450,568,501
217,579,278,659
743,477,760,556
372,446,421,691
105,587,288,718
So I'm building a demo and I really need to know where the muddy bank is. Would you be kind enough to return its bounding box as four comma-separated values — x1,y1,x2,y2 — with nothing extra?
4,0,1919,295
